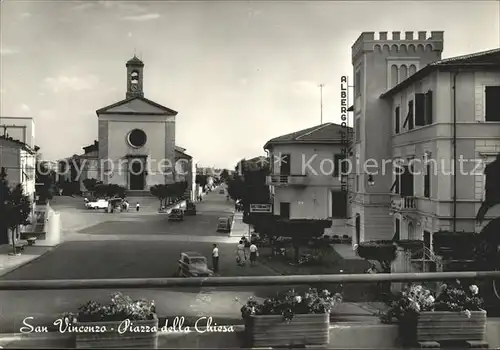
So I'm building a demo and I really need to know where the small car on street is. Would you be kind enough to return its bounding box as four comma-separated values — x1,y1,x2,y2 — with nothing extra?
184,202,196,215
219,189,225,194
86,199,108,210
177,252,213,277
216,216,231,233
168,208,184,221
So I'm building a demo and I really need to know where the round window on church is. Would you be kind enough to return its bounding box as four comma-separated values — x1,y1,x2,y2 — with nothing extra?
127,129,147,148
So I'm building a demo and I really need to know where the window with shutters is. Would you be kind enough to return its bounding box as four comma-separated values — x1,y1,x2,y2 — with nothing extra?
415,93,426,126
400,165,414,196
485,86,500,122
391,171,401,194
331,191,347,218
424,163,431,198
355,69,362,96
481,155,497,201
425,90,433,124
414,91,433,127
403,100,414,130
280,154,291,175
395,106,400,134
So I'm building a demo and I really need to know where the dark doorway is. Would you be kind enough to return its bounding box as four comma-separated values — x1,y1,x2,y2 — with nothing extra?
424,231,431,251
279,202,290,219
129,159,145,190
394,218,400,241
355,214,361,244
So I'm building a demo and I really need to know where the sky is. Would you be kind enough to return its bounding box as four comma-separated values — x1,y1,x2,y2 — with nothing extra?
0,1,499,169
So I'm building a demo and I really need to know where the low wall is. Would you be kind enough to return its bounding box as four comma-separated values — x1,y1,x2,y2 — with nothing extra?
2,320,499,348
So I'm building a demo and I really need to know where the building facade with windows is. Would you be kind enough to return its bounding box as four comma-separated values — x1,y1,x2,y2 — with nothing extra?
96,56,178,194
264,123,350,235
0,117,35,148
0,136,37,203
175,146,196,202
349,30,500,252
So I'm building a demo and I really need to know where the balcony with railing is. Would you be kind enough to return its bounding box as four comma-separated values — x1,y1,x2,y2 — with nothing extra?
266,174,308,186
391,196,417,211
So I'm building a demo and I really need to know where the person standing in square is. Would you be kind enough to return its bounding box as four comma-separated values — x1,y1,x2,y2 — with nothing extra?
212,244,219,274
249,243,258,266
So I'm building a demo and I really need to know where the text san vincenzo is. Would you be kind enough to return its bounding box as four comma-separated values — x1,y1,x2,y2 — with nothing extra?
20,316,235,334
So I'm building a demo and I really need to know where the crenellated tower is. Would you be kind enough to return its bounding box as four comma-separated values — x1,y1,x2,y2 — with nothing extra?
349,31,444,244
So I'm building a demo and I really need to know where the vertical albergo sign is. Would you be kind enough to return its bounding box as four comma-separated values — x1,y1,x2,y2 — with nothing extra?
340,76,350,194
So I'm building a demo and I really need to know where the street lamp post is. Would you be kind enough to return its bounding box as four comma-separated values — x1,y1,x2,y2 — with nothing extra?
318,84,325,124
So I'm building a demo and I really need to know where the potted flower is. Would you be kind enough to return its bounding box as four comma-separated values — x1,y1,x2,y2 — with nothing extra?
381,281,486,346
62,292,158,348
240,288,342,347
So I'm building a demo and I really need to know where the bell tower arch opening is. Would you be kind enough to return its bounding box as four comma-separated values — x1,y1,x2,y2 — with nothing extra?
126,55,145,99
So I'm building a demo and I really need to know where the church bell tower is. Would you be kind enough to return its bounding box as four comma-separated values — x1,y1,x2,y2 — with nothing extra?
126,55,144,99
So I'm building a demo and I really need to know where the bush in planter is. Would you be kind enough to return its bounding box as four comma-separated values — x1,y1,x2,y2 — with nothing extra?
241,289,342,347
241,288,342,321
62,293,158,348
63,292,156,323
381,282,485,345
356,240,397,273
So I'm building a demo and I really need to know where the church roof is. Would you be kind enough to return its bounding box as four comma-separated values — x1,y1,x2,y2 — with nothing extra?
96,96,178,116
126,55,144,67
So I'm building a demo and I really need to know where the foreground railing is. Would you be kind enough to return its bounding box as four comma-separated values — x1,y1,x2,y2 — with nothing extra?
0,271,499,290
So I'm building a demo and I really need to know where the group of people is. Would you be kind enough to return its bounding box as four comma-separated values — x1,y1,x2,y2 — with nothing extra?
112,199,140,213
236,236,258,267
210,237,259,275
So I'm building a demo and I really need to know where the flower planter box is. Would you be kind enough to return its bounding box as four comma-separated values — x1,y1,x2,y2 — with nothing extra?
74,317,158,349
244,313,329,347
401,310,487,344
417,310,487,342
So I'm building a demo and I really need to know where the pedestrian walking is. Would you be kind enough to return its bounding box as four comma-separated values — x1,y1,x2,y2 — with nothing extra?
249,243,258,266
236,241,246,267
212,244,219,274
136,202,140,212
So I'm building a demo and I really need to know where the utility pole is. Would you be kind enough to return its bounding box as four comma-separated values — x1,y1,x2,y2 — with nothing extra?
318,84,325,124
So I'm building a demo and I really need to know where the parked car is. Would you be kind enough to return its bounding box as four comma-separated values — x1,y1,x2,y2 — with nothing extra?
169,208,184,221
177,252,213,277
219,189,225,194
86,199,108,209
216,216,231,233
184,202,196,216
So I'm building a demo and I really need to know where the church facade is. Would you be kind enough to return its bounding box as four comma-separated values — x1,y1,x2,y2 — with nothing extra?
96,56,178,193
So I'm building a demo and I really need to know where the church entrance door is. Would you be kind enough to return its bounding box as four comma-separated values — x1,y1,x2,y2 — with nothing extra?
129,159,145,190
